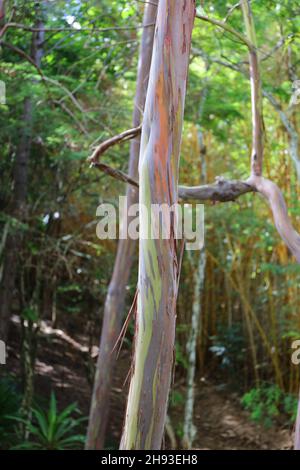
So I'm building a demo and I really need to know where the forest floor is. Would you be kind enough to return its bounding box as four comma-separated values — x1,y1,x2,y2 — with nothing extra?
7,319,293,450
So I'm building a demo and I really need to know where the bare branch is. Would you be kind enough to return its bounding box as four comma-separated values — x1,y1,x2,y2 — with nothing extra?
179,178,254,202
248,175,300,263
192,47,300,180
91,162,139,188
196,14,254,51
0,40,45,79
0,21,156,39
90,160,255,202
241,0,300,263
87,125,142,164
53,100,88,136
241,0,264,176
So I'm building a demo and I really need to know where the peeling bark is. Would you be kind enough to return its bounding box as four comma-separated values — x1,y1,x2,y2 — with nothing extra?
85,3,157,450
120,0,195,450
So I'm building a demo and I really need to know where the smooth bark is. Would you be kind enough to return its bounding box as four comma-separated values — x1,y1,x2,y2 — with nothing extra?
120,0,195,450
183,129,207,449
85,3,157,450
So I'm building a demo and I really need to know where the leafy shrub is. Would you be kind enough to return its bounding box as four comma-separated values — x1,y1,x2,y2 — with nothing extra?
170,390,185,408
12,392,86,450
210,324,246,373
241,384,298,428
0,376,21,449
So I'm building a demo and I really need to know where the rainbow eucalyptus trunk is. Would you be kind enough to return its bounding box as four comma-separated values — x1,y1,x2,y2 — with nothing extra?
85,3,157,450
120,0,195,450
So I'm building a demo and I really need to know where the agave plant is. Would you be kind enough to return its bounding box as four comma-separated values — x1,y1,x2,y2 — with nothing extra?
12,392,86,450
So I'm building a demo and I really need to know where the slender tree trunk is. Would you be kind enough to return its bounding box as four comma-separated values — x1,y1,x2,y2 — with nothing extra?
0,14,44,345
241,0,300,448
183,129,207,449
85,3,157,450
182,248,206,449
120,0,195,450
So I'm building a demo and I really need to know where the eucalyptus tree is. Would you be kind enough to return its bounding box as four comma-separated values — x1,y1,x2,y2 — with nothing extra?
91,0,300,450
120,0,196,449
86,2,157,450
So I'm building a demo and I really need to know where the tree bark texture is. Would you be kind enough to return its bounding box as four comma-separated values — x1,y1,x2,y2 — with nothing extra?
120,0,195,450
85,3,157,450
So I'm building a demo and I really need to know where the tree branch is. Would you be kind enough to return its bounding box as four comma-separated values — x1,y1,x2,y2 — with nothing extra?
91,160,255,202
0,22,156,39
91,162,139,188
248,176,300,263
87,125,142,164
191,47,300,181
179,178,254,202
241,0,264,176
241,0,300,263
196,14,254,51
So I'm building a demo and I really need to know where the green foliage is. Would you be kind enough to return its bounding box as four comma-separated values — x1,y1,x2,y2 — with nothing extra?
170,390,185,409
21,307,39,323
0,376,22,449
175,341,189,370
11,393,86,450
241,384,298,428
210,324,246,373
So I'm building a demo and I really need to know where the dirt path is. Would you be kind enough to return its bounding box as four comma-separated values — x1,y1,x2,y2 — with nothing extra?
7,321,294,450
189,380,293,450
